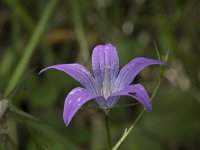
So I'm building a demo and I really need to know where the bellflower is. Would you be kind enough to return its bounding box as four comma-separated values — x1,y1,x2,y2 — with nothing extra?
39,43,165,126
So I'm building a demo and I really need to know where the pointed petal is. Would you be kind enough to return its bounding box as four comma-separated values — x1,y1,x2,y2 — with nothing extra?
63,87,100,126
39,63,95,90
116,57,165,90
109,84,152,111
92,43,119,81
92,44,119,95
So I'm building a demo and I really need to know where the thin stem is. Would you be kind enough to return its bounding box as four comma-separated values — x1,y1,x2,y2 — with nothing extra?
112,109,145,150
104,110,112,150
113,66,165,150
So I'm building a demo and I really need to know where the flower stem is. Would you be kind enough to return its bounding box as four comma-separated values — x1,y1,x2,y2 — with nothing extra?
104,110,112,150
113,64,166,150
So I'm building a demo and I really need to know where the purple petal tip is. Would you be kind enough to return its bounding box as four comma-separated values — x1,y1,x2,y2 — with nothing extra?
146,105,152,112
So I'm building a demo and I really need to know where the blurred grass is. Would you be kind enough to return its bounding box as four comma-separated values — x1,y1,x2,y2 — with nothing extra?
0,0,200,150
4,0,59,96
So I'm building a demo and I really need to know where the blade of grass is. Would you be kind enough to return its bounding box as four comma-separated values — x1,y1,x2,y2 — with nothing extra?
154,41,161,61
4,0,59,97
7,68,37,100
69,0,89,64
9,105,40,122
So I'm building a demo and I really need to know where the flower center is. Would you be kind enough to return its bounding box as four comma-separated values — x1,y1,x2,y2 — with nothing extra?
102,81,111,100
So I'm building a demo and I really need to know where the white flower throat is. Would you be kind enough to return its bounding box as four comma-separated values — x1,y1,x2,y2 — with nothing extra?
102,81,111,100
102,65,111,100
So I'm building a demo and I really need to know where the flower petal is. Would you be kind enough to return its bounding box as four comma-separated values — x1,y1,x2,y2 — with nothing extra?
106,96,120,108
108,84,152,111
92,43,119,96
39,64,95,90
63,87,100,126
116,57,165,90
95,97,107,108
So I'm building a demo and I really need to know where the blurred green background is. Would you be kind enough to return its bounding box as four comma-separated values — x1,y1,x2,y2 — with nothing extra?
0,0,200,149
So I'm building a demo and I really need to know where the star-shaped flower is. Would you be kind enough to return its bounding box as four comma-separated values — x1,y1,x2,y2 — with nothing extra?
39,43,165,126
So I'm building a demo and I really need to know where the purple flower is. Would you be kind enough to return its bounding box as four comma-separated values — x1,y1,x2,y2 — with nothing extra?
39,43,165,126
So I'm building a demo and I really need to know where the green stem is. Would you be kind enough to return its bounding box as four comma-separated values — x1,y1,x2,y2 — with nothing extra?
104,110,112,150
112,68,165,150
4,0,59,97
112,109,145,150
